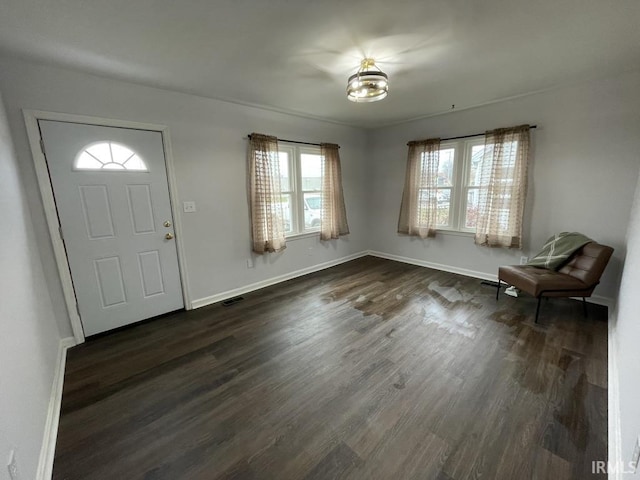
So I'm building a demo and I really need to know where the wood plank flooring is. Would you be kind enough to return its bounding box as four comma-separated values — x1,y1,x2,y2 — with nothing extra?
53,256,608,480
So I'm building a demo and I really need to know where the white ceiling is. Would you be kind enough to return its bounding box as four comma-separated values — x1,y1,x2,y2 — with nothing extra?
0,0,638,128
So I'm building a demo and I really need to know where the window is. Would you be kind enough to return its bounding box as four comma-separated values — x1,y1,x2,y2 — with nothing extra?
433,146,455,228
419,137,486,233
75,142,147,171
463,142,485,230
403,125,529,245
468,140,517,231
474,125,529,248
420,136,525,235
277,144,323,236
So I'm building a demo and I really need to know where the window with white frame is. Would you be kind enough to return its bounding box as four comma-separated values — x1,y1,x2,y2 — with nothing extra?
424,137,487,232
277,144,323,236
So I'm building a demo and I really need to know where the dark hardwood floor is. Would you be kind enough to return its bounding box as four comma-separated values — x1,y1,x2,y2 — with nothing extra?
53,256,608,480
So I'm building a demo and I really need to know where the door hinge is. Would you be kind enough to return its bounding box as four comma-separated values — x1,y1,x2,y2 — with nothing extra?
58,225,64,241
76,303,81,317
39,138,46,155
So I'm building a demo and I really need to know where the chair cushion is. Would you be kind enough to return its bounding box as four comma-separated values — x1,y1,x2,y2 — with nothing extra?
499,265,589,298
557,242,614,285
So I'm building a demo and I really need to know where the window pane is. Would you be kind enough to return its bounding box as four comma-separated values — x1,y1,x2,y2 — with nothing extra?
469,141,518,187
111,143,134,165
86,143,111,163
75,142,147,171
436,188,451,227
469,145,484,187
123,155,147,171
301,153,322,191
438,148,455,186
279,194,293,234
465,188,480,229
76,152,103,169
417,188,450,227
303,192,322,230
417,189,434,225
278,151,291,192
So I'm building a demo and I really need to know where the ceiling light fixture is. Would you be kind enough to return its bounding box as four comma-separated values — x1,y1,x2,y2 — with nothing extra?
346,58,388,103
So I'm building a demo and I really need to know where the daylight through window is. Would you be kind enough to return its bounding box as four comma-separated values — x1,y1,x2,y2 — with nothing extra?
75,142,147,171
417,137,489,232
277,144,323,236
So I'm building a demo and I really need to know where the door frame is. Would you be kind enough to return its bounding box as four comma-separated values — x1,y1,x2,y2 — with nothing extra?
23,110,192,344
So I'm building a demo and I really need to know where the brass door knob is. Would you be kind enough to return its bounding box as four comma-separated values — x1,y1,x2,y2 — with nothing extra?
165,232,174,240
163,220,172,227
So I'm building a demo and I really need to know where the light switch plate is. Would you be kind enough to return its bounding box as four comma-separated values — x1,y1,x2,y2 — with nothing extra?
183,201,196,213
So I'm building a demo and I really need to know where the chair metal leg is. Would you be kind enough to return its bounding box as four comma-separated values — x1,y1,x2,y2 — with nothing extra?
535,297,542,323
496,279,501,301
582,297,588,318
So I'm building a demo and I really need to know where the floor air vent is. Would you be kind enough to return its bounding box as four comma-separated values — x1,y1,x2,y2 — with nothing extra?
222,296,244,307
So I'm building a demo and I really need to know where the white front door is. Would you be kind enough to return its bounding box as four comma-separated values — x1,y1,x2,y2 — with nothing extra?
40,120,184,336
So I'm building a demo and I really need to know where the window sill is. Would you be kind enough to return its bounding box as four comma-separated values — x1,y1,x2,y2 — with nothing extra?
285,231,320,241
436,229,475,238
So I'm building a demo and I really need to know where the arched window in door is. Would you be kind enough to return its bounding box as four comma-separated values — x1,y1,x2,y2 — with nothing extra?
75,142,148,171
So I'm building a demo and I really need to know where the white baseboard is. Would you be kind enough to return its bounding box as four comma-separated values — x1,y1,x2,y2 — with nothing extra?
608,311,622,480
191,249,615,311
191,251,369,309
368,250,500,282
36,336,76,480
367,250,614,307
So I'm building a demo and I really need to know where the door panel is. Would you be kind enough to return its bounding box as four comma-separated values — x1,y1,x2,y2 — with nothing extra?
127,184,156,234
40,120,184,336
79,185,116,239
138,250,165,297
95,256,127,307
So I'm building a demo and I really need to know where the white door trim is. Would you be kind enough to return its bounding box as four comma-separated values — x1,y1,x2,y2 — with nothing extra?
23,110,192,344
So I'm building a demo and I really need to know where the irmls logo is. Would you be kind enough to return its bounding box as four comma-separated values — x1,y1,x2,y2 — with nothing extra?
592,461,638,474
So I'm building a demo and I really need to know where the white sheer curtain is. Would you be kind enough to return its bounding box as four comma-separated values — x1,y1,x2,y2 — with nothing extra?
474,125,530,248
248,133,287,253
398,138,441,238
320,143,349,240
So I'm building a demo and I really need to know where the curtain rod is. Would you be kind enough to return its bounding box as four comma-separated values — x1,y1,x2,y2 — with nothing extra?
407,125,537,145
247,134,339,149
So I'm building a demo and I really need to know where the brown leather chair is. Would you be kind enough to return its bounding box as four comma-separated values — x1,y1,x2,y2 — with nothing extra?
497,242,614,323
